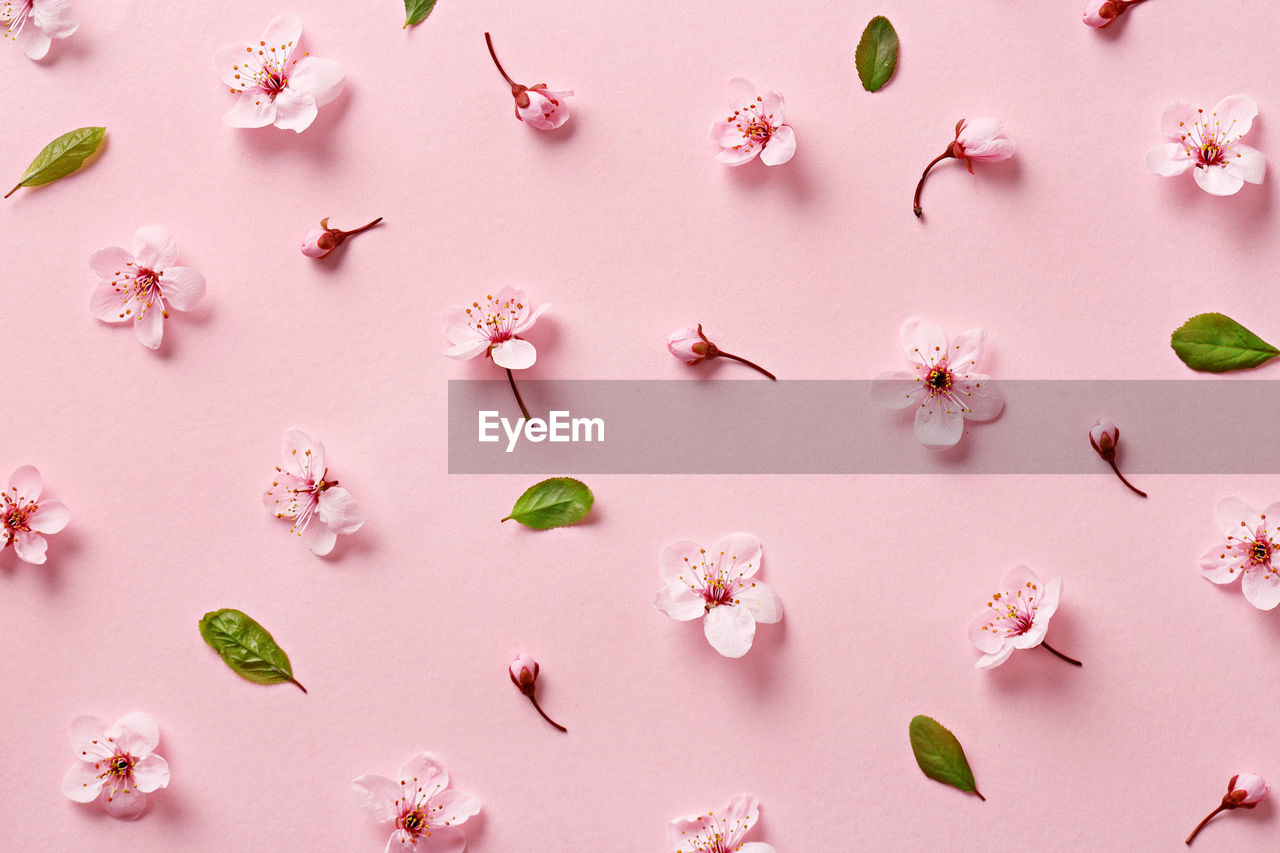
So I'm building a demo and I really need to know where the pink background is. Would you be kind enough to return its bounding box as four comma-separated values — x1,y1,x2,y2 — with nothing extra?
2,0,1279,850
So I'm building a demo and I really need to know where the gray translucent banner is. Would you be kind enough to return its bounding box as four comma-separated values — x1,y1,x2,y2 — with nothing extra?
448,380,1280,474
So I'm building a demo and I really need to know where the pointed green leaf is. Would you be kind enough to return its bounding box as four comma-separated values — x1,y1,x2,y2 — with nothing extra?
855,16,899,93
502,477,594,529
909,715,984,799
403,0,438,27
199,609,306,693
6,127,106,199
1171,313,1280,373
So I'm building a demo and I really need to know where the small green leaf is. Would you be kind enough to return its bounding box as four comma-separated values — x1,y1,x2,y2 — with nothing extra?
6,127,107,199
502,477,594,529
403,0,438,27
909,715,984,799
855,16,899,93
199,609,306,693
1171,313,1280,373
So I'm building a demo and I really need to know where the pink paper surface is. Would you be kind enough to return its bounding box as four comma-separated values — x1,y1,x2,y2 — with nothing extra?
2,0,1279,850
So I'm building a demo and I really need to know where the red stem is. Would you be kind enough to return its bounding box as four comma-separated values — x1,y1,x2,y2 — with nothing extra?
506,369,532,421
529,695,567,732
484,32,519,90
1041,641,1083,667
1185,804,1227,845
716,351,777,381
1108,459,1148,498
341,217,383,237
914,150,955,218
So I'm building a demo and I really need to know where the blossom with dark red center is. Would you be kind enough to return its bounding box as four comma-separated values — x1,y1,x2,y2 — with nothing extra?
264,429,364,557
89,225,206,350
711,78,796,167
62,712,170,820
1146,96,1265,196
2,465,69,565
352,753,481,852
969,566,1079,669
1199,497,1280,610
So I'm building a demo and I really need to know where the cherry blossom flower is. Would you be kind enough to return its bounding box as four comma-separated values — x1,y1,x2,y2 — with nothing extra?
1198,497,1280,610
1186,773,1269,845
712,78,796,167
509,652,567,732
2,0,76,60
301,216,383,259
215,13,346,133
913,118,1014,217
669,794,776,853
1145,96,1265,196
61,712,170,820
352,753,481,852
969,566,1081,669
667,325,776,379
263,429,364,556
2,465,69,565
484,32,572,131
1083,0,1148,28
654,533,782,659
89,226,206,350
1089,417,1146,497
871,319,1004,449
443,287,548,420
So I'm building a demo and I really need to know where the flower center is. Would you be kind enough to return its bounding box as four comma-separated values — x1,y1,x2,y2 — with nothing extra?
1179,108,1240,169
4,506,29,532
107,754,134,777
401,808,426,833
463,294,524,343
262,71,287,95
702,576,735,610
926,367,953,392
1248,539,1272,565
2,1,32,36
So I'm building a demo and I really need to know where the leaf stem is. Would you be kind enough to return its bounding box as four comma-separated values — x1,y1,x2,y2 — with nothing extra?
290,677,308,694
913,150,954,218
529,695,567,732
973,788,986,801
507,369,532,421
4,185,19,199
1040,641,1083,667
484,32,519,90
1108,459,1148,498
1186,804,1227,845
717,351,777,381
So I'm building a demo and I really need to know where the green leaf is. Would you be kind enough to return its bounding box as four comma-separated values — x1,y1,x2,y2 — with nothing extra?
403,0,438,27
855,16,899,93
909,715,984,799
1171,313,1280,373
6,127,107,199
199,609,306,693
502,477,594,529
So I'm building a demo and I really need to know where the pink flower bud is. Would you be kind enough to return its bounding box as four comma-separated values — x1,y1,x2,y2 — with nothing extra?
1089,417,1119,460
516,86,573,131
1228,773,1269,807
667,326,713,364
301,227,336,259
1083,0,1119,27
509,652,538,694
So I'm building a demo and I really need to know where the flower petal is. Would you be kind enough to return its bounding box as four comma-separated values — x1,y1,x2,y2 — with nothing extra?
398,753,450,793
69,715,112,757
1036,577,1063,622
89,247,135,279
90,278,131,323
952,376,1004,421
29,500,69,534
101,786,146,820
725,77,757,105
735,580,782,624
8,465,42,501
715,145,759,166
760,91,785,123
512,301,549,336
1263,502,1280,541
214,43,259,90
317,487,364,535
491,338,536,370
703,605,756,658
62,760,105,803
712,120,743,147
975,642,1015,669
131,754,170,793
260,12,302,56
653,581,705,621
281,429,322,479
1193,165,1244,196
1217,497,1258,541
415,826,467,853
351,774,400,823
1211,94,1258,141
300,519,337,556
444,338,490,360
948,328,985,372
899,319,948,367
1144,142,1192,177
132,226,177,270
913,402,963,448
133,306,165,350
288,56,346,107
428,789,481,827
1200,545,1245,584
111,712,159,756
968,610,1005,654
32,0,78,38
709,532,763,580
659,539,704,585
1242,568,1280,611
18,25,51,60
871,371,922,410
759,124,796,166
1224,144,1266,186
272,89,319,133
740,845,779,853
1160,103,1200,139
13,531,47,564
160,267,206,312
224,92,278,128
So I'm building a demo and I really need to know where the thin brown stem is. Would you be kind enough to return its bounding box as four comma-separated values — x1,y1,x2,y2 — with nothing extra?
1186,804,1227,845
484,32,518,89
914,150,954,218
1108,459,1148,498
290,677,308,694
1041,641,1082,667
529,695,567,732
716,352,777,381
506,369,532,421
344,217,383,236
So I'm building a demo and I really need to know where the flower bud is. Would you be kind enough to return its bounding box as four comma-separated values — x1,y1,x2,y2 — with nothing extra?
509,652,538,694
1227,773,1269,807
516,85,573,131
301,226,339,259
667,325,714,365
1083,0,1120,27
1089,417,1119,461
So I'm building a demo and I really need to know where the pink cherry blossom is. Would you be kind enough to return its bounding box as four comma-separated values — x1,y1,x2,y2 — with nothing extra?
263,429,364,556
1186,772,1270,845
214,13,346,133
89,226,207,350
668,794,776,853
712,78,796,167
1198,497,1280,610
871,319,1004,449
443,288,548,371
969,566,1080,669
352,753,481,853
2,465,70,565
61,712,170,820
1083,0,1147,27
2,0,76,60
913,118,1014,217
654,533,782,658
301,216,383,259
484,33,572,131
1145,96,1265,196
